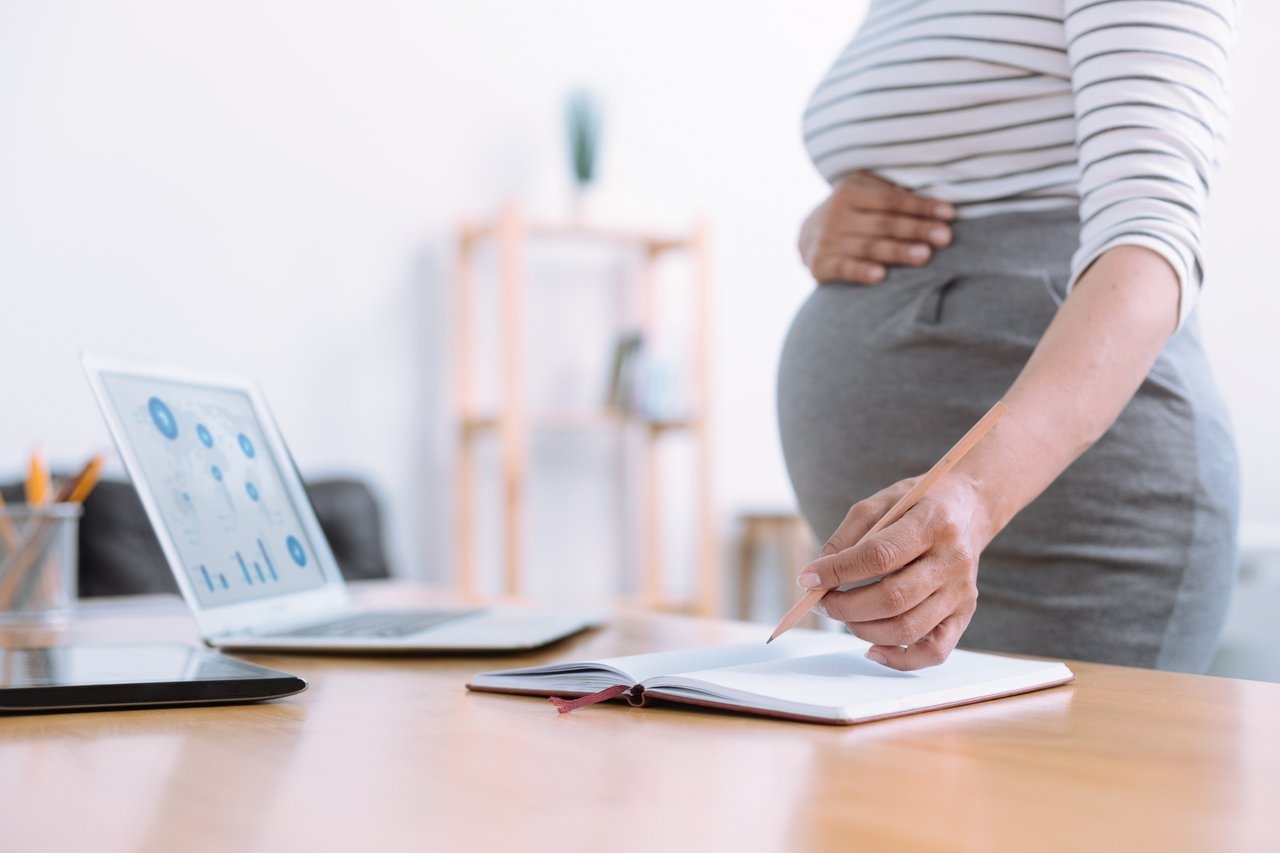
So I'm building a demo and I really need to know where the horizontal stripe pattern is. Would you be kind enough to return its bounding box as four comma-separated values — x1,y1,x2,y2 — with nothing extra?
804,0,1235,326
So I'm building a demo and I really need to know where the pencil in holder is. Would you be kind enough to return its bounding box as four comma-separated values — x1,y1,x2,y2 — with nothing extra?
0,503,81,625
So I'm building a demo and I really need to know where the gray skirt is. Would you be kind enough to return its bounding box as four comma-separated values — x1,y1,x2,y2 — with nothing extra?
776,209,1239,672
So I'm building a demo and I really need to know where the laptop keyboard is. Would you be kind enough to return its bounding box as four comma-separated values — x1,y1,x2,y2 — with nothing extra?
266,609,481,639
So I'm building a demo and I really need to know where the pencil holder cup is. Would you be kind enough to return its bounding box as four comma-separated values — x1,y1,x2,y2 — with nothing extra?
0,504,80,625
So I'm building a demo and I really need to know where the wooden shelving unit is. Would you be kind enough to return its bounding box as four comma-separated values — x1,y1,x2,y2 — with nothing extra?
454,203,718,614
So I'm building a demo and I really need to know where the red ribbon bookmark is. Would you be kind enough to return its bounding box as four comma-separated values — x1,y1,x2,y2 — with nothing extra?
548,684,634,714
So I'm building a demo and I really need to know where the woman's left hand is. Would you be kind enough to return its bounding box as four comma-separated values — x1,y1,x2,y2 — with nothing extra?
796,471,992,670
798,171,955,285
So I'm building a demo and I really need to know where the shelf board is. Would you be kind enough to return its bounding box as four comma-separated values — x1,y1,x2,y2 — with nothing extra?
460,411,698,434
460,222,693,254
460,415,501,434
646,417,698,434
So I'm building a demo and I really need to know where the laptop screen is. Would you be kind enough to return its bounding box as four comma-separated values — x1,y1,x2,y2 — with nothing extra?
97,371,332,608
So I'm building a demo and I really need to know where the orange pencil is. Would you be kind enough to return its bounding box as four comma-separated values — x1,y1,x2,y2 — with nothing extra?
59,454,105,504
767,400,1009,644
26,448,52,506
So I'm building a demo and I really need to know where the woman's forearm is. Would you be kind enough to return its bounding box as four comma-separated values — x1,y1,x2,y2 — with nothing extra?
955,245,1183,548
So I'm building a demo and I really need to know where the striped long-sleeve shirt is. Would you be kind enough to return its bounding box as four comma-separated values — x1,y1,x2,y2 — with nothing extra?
803,0,1235,327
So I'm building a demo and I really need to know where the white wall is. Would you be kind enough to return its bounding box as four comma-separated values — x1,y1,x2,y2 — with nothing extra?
1197,3,1280,547
1,2,1277,606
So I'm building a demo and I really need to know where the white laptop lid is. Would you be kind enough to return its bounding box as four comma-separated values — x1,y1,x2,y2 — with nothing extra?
82,352,351,638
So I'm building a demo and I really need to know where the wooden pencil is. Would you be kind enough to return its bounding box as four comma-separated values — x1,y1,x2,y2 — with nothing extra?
26,448,51,506
60,454,104,504
767,400,1009,644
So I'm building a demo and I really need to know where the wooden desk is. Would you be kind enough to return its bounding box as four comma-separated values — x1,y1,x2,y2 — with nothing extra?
2,585,1277,853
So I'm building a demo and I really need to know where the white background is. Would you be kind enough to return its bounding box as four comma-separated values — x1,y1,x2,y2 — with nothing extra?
1,1,1276,621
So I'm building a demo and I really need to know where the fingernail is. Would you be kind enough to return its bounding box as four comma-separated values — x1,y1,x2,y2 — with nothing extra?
907,245,929,261
866,265,885,281
866,650,888,666
797,572,821,589
929,226,950,245
933,203,955,218
812,601,828,617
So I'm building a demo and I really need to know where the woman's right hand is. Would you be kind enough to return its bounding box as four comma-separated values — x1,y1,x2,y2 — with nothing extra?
798,172,956,285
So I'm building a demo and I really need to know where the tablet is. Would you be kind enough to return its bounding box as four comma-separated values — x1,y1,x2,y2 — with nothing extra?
0,643,307,712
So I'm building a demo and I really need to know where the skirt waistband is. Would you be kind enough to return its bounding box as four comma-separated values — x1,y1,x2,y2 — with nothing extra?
894,208,1080,282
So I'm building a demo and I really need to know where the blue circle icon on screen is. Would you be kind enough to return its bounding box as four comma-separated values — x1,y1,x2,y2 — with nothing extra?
286,535,307,567
211,465,223,482
196,424,214,448
238,433,256,459
148,397,178,440
246,482,260,501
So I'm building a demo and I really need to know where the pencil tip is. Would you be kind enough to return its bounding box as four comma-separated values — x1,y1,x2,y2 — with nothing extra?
765,636,774,645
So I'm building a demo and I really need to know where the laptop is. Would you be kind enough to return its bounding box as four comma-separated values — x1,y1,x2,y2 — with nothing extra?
81,352,605,652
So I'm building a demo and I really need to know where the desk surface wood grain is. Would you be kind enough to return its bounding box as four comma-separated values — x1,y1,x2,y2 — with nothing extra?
2,584,1277,853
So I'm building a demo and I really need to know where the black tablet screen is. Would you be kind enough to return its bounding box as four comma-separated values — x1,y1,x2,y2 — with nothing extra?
0,644,306,711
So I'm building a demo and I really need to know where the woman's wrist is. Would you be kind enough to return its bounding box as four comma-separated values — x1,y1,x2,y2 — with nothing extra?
943,467,1007,555
947,410,1049,552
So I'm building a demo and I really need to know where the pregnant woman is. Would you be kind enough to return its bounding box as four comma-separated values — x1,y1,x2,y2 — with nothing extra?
777,0,1239,672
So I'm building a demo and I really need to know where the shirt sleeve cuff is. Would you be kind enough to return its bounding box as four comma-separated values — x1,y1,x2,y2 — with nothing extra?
1068,231,1201,332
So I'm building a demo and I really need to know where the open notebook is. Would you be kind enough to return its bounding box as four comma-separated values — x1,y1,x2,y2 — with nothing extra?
468,631,1074,725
